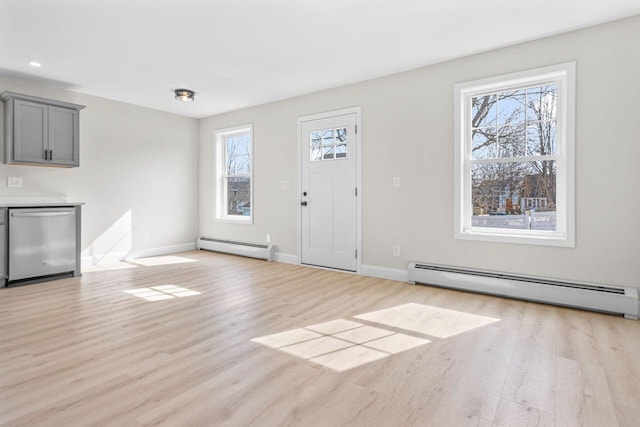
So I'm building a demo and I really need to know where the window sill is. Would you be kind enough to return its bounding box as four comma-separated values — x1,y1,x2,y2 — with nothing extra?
455,228,574,248
215,217,253,225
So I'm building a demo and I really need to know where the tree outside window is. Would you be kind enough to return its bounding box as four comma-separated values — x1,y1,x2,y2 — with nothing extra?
470,85,557,226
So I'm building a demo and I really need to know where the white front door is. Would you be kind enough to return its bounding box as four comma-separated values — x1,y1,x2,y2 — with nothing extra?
300,112,358,271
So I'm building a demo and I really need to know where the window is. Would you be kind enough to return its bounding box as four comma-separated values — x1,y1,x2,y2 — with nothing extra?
454,63,575,246
310,127,347,161
215,124,253,223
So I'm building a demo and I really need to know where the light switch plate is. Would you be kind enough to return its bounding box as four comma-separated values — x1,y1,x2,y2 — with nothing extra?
392,177,400,188
7,177,22,188
281,180,290,190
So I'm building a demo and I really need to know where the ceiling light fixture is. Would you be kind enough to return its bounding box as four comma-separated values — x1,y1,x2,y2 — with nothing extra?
28,61,42,67
174,89,195,102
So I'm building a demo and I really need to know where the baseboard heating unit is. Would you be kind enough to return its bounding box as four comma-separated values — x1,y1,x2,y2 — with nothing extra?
197,237,274,261
408,262,638,320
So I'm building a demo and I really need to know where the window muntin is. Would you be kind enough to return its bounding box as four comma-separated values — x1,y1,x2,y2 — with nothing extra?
455,63,575,246
215,125,253,223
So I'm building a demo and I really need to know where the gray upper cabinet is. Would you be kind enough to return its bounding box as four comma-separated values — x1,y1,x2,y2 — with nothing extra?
1,92,85,167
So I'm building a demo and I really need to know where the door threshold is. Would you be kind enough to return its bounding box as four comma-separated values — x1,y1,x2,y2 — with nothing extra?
301,262,357,274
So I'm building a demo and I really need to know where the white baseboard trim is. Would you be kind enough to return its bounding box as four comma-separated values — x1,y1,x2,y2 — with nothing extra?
82,251,126,267
82,245,409,284
274,252,298,265
81,243,197,267
360,264,408,282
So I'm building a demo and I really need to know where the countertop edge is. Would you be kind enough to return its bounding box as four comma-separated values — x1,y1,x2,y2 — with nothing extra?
0,203,85,208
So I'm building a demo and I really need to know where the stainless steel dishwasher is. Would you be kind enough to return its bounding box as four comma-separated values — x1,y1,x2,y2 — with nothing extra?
9,207,77,281
0,209,6,284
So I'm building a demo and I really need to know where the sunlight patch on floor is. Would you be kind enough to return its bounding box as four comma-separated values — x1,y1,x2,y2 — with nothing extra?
354,303,500,338
84,255,197,272
124,285,202,301
252,318,430,372
253,304,501,371
305,319,364,335
252,328,323,348
130,256,197,267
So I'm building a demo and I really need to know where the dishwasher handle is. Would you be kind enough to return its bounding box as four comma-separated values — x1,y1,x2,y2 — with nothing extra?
11,210,75,218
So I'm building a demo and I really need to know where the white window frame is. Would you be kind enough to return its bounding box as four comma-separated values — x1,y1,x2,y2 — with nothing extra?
215,124,253,224
454,63,575,247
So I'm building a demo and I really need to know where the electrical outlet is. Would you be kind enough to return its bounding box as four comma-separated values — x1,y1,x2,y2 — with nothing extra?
142,232,149,241
7,177,22,188
392,177,400,188
392,245,400,257
266,233,271,243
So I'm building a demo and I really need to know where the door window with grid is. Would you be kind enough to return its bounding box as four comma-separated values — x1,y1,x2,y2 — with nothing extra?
310,127,347,161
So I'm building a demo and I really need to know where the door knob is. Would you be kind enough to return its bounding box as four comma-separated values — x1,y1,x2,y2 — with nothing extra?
301,201,308,206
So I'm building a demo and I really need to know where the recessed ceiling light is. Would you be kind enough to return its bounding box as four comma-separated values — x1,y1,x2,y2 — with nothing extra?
174,89,195,102
28,61,42,68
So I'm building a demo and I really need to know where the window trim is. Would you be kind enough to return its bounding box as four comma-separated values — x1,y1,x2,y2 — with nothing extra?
454,63,576,247
215,124,254,224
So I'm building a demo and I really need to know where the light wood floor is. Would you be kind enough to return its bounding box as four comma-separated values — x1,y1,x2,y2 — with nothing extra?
1,251,639,426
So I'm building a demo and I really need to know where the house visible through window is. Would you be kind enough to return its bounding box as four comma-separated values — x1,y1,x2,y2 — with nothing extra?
454,63,575,246
215,124,253,223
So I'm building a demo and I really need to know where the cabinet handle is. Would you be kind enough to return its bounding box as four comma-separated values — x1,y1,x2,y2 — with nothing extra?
49,149,53,160
44,149,48,160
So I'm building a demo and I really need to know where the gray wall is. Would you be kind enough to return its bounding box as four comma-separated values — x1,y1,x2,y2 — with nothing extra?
199,15,640,289
0,75,199,263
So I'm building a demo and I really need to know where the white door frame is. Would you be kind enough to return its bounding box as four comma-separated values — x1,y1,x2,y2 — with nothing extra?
297,106,362,273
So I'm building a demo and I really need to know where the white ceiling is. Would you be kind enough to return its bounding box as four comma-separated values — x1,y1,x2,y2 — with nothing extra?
1,0,639,118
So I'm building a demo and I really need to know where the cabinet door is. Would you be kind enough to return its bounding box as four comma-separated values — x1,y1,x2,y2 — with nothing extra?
49,106,79,166
14,100,48,164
